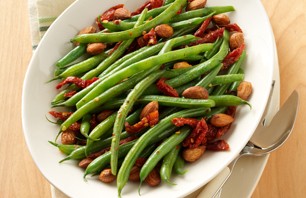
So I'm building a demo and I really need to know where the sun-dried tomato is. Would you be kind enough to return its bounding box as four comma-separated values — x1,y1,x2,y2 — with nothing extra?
206,140,230,151
96,4,124,30
89,114,98,129
131,0,163,16
182,118,208,148
125,110,159,133
49,111,73,121
56,77,99,89
194,17,212,37
69,122,81,132
191,27,225,45
143,28,157,45
222,44,245,69
119,136,137,145
223,23,243,33
171,117,199,128
64,90,77,98
205,124,218,141
156,78,179,97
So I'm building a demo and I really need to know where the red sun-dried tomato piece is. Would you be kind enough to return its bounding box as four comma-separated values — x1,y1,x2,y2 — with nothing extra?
64,90,77,98
223,23,243,33
69,122,81,132
131,0,163,16
56,77,99,89
125,110,159,133
183,118,208,148
222,44,245,69
156,78,179,97
96,4,124,30
49,111,73,121
191,27,225,45
206,140,230,151
194,17,212,37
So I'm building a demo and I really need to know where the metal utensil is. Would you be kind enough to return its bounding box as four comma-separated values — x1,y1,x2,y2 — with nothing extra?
197,90,299,198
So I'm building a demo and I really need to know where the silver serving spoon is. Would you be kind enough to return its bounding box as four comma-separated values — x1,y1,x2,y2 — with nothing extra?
197,90,299,198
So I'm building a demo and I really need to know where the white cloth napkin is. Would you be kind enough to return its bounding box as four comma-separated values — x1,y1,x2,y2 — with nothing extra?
28,0,75,49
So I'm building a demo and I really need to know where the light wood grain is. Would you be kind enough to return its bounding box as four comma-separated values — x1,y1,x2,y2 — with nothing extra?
0,0,305,197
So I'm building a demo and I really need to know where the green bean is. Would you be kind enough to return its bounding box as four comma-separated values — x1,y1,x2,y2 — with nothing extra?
59,131,131,162
84,140,137,177
111,70,164,175
85,113,117,156
139,127,190,187
208,95,250,107
204,37,223,59
162,67,194,79
72,0,186,43
170,6,235,23
80,114,91,139
173,154,187,175
77,41,213,108
56,52,108,78
56,44,87,68
211,74,244,86
212,50,246,95
171,14,214,30
137,95,215,108
164,0,175,5
48,141,80,155
166,58,221,88
160,144,181,185
229,68,244,92
196,63,223,88
80,9,147,80
127,4,171,22
60,69,154,131
117,108,209,196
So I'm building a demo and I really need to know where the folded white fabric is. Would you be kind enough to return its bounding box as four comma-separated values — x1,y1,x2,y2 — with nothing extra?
28,0,75,49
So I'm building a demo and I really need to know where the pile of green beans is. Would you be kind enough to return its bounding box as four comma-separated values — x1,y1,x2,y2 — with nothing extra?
48,1,252,197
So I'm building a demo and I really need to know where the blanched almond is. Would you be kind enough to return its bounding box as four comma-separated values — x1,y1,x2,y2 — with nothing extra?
182,86,209,99
210,113,234,127
182,146,206,162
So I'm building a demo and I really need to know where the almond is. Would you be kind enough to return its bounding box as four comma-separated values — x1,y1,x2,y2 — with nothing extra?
145,168,161,187
229,32,245,50
97,110,114,122
187,0,207,10
78,158,93,169
78,26,96,35
182,86,209,99
114,8,131,20
182,146,206,162
86,43,107,55
140,101,159,119
237,81,252,100
99,168,116,183
154,24,174,38
129,166,140,182
173,61,192,69
212,14,230,26
210,113,234,127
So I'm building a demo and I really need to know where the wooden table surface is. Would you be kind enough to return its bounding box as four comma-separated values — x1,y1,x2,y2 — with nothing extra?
1,0,305,197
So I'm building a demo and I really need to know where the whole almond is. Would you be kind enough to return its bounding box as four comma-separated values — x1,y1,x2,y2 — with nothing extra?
97,110,114,122
129,166,140,182
78,158,93,169
140,101,159,119
182,86,209,99
182,146,206,162
187,0,207,10
99,168,116,183
86,43,107,55
61,130,76,145
229,32,244,50
78,26,96,35
210,113,234,127
173,61,192,69
212,14,230,26
145,168,161,187
237,81,252,100
154,24,174,38
114,8,131,20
